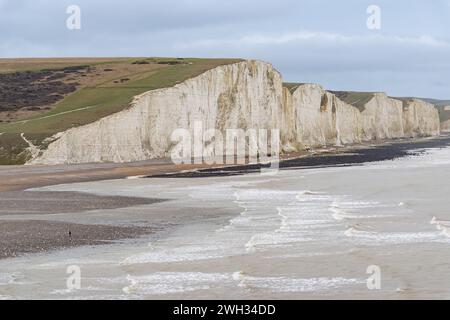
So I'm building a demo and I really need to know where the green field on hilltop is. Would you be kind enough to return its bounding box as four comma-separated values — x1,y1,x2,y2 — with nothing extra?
283,83,376,111
328,91,375,111
283,82,302,93
0,57,241,164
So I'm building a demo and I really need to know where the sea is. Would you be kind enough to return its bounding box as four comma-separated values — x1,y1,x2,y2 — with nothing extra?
1,145,450,299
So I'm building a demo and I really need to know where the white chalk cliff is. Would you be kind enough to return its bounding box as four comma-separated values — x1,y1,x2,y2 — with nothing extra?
359,93,405,140
28,60,441,164
401,99,440,137
439,106,450,132
282,84,362,149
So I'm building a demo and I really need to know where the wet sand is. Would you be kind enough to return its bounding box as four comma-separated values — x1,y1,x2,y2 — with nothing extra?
0,158,216,192
0,191,163,259
0,220,151,259
0,191,163,216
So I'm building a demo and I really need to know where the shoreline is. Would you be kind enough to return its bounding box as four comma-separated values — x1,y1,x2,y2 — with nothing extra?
148,134,450,178
1,134,449,192
1,134,450,260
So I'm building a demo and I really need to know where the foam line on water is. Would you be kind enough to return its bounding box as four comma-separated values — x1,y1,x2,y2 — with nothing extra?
237,275,364,293
0,272,26,286
119,271,364,296
122,272,229,296
344,227,450,244
430,216,450,237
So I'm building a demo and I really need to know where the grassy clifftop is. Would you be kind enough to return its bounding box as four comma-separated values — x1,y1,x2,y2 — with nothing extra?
0,57,241,164
283,83,376,111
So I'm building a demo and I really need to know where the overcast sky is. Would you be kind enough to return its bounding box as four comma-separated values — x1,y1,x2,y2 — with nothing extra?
0,0,449,99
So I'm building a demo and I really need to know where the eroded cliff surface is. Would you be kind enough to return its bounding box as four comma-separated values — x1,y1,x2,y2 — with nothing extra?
401,99,440,137
438,106,450,132
285,84,361,149
27,60,441,165
360,93,405,140
29,61,285,164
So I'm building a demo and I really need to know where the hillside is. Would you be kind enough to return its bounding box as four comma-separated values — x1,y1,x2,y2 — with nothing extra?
420,98,450,107
0,57,241,164
327,91,376,111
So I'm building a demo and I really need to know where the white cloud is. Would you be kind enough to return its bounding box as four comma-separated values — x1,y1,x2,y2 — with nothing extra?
176,31,450,49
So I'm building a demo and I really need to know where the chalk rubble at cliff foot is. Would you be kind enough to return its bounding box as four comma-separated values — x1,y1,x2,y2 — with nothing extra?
27,59,442,165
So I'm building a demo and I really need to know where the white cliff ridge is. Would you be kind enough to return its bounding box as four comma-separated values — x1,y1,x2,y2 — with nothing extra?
359,93,405,140
401,99,440,137
282,84,362,149
28,60,441,165
439,106,450,132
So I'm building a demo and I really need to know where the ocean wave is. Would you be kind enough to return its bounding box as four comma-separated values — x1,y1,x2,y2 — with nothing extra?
344,227,371,237
121,243,230,264
0,272,25,286
430,216,450,227
330,208,359,221
120,271,363,296
344,226,450,244
298,190,324,196
236,275,363,293
329,207,386,221
430,217,450,237
122,272,229,296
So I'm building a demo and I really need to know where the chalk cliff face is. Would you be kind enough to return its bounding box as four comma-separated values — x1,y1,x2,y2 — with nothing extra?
442,120,450,132
285,84,361,149
29,61,284,164
439,106,450,132
442,123,450,132
402,99,440,137
359,93,405,141
28,60,441,165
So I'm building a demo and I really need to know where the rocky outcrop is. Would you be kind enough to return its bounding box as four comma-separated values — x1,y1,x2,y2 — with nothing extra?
27,60,442,165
